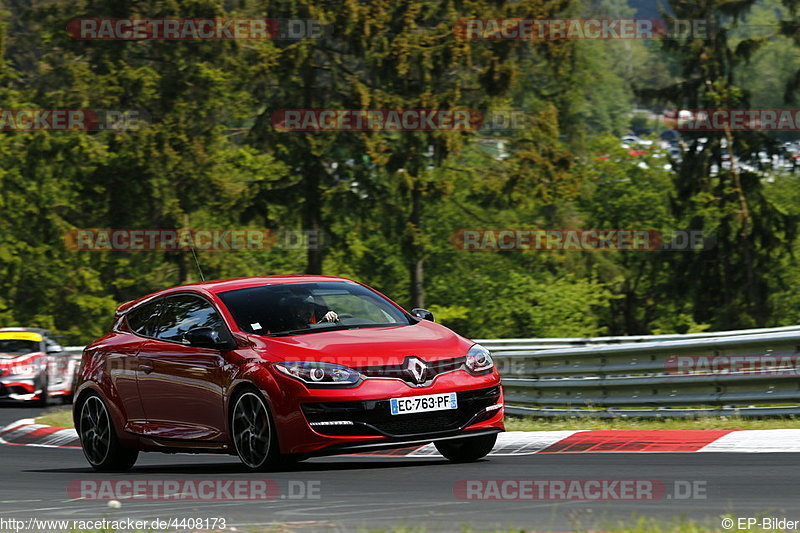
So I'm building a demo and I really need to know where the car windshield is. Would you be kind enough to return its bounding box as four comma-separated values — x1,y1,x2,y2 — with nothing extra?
0,340,39,355
217,281,412,336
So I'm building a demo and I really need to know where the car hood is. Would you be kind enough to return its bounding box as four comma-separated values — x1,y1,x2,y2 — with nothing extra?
255,320,474,367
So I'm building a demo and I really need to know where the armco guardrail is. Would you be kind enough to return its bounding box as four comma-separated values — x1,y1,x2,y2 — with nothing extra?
475,324,800,352
489,326,800,418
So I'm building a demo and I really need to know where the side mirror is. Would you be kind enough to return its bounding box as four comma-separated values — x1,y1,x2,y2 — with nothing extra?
184,327,234,350
411,308,435,322
46,345,63,354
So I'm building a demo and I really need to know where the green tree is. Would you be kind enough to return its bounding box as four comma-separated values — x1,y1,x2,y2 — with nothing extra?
654,0,797,328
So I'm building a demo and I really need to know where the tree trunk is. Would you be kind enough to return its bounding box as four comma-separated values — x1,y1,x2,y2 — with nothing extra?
302,58,323,275
409,183,424,308
304,167,323,274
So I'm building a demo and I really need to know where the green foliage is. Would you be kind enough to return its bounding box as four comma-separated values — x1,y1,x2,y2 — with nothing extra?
651,0,800,330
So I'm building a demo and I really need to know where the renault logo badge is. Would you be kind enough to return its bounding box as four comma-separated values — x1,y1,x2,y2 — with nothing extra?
404,356,428,385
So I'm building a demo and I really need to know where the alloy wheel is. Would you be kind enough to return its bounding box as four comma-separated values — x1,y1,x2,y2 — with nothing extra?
79,396,111,466
232,392,272,469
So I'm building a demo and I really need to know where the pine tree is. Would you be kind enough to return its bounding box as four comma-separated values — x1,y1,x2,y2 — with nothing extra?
655,0,797,328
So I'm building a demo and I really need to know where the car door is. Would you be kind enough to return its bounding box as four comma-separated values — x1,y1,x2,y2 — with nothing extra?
137,294,229,441
117,298,163,432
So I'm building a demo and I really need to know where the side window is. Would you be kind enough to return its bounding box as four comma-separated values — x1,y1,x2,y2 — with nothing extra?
155,295,225,343
127,300,161,338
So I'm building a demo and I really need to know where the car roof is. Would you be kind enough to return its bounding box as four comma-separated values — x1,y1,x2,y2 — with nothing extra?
118,275,358,313
0,327,50,342
185,275,356,295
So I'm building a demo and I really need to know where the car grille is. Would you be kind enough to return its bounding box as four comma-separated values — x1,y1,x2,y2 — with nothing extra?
368,412,464,436
354,356,466,386
302,386,501,438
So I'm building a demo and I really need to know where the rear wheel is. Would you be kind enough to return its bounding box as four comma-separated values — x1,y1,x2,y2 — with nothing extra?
78,393,138,471
435,433,497,463
231,389,283,471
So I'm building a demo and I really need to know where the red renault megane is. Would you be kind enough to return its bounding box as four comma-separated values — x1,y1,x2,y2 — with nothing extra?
74,276,504,471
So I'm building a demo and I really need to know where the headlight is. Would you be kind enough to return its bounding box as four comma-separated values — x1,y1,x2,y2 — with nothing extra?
274,361,362,386
465,344,494,375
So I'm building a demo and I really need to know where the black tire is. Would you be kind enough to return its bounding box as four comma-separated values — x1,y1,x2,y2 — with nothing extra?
434,433,497,463
230,388,283,472
77,393,138,472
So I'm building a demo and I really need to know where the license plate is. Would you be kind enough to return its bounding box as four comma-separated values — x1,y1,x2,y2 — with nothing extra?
390,392,457,415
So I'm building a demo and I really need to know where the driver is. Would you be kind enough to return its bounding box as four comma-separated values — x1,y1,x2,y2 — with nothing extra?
284,295,339,330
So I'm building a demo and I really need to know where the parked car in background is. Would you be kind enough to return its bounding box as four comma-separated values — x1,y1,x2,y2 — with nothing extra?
74,276,504,471
0,327,81,404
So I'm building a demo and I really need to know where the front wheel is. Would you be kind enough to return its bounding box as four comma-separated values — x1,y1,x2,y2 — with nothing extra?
231,389,283,471
77,393,138,472
435,433,497,463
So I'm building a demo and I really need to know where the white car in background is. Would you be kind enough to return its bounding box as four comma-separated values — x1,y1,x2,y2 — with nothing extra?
0,327,81,404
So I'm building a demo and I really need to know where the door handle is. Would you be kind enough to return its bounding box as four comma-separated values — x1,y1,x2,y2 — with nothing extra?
138,364,154,374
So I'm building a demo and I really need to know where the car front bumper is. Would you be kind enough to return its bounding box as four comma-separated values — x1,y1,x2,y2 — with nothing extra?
266,369,505,456
0,376,45,401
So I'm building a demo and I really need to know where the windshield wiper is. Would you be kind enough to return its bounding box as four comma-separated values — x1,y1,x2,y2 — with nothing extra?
264,323,402,337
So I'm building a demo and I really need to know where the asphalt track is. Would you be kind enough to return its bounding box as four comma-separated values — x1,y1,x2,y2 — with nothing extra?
2,406,799,532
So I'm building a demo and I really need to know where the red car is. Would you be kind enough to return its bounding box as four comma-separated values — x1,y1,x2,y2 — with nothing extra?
73,276,504,471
